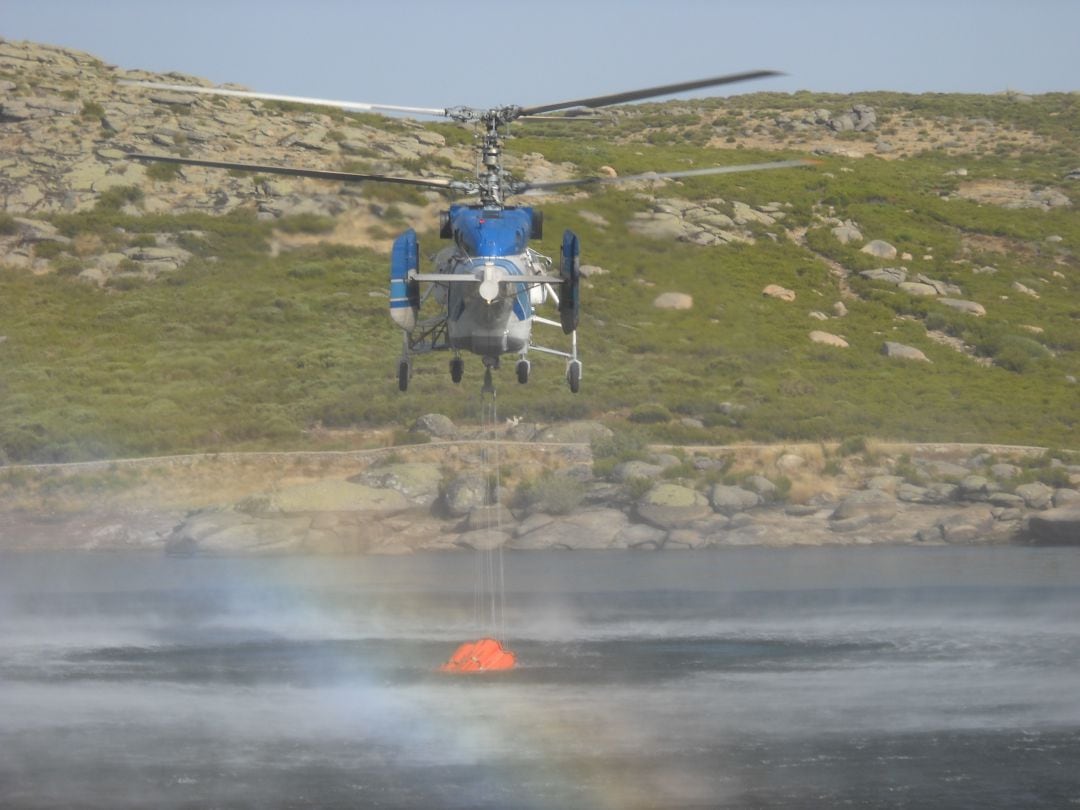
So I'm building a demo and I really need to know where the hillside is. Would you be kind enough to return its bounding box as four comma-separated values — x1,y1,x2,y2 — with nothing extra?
1,38,1079,464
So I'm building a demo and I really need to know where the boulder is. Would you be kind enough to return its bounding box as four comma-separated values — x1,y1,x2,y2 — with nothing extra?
939,298,986,317
612,460,664,482
1015,481,1055,510
442,473,489,517
831,221,863,244
412,413,456,438
810,331,849,348
1053,489,1080,508
861,240,898,259
637,483,712,529
936,508,995,543
510,509,630,550
709,484,763,516
860,267,907,285
958,475,995,501
763,284,796,302
882,342,930,362
653,292,693,310
353,463,444,507
831,489,897,523
1024,506,1080,545
990,463,1021,481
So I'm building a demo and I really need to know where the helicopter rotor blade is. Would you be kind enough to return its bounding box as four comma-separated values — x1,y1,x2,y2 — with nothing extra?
119,80,449,118
126,152,469,191
517,70,783,117
514,159,815,193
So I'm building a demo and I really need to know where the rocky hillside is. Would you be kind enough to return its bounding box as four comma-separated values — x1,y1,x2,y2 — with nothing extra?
1,38,1079,464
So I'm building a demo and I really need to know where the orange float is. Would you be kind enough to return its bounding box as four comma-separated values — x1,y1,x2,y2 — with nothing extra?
440,637,516,673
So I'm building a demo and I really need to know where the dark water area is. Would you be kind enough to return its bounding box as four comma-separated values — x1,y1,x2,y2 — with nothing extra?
1,547,1079,808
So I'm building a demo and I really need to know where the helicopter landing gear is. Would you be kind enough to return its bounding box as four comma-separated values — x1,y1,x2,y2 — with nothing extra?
516,358,530,384
450,356,464,384
397,359,411,392
566,359,582,394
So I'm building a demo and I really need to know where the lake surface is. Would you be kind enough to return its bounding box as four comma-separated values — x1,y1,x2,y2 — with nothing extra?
1,547,1079,808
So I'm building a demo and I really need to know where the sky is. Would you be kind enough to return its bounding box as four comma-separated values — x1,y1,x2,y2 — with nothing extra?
3,0,1079,111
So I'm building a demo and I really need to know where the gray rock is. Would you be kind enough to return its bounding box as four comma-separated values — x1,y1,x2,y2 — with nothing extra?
831,489,897,523
614,522,668,550
937,508,995,543
939,298,986,317
354,462,444,507
882,342,930,362
959,475,995,500
1015,481,1055,510
744,475,778,498
830,514,873,533
1024,506,1080,545
443,473,489,517
709,485,763,516
860,267,907,285
637,483,712,529
1053,489,1080,508
412,413,456,438
898,282,939,297
987,492,1025,509
653,292,693,310
612,460,663,482
860,240,898,259
831,221,862,244
510,509,629,550
990,463,1021,481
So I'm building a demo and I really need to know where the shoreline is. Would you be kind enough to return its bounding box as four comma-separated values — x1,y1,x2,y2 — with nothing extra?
2,431,1077,553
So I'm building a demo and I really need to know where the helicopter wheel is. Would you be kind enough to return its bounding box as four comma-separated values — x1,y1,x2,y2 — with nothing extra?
567,360,582,394
450,357,464,384
516,359,530,384
397,360,410,392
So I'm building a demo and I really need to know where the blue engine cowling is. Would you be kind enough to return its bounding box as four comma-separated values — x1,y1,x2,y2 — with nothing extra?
390,229,420,331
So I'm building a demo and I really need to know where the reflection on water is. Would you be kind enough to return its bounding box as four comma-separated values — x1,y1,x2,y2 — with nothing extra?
1,548,1079,808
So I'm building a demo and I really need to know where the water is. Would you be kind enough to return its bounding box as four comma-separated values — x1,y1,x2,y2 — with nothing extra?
1,547,1079,808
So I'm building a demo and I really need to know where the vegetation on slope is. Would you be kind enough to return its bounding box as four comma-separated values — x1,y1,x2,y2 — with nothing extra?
1,84,1078,463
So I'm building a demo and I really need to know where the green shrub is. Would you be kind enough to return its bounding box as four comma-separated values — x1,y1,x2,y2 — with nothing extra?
95,185,143,212
838,436,867,456
145,161,182,182
514,472,584,515
0,212,17,235
629,403,673,424
275,213,336,234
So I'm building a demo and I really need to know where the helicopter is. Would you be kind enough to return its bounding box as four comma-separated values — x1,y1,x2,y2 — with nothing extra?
121,71,811,393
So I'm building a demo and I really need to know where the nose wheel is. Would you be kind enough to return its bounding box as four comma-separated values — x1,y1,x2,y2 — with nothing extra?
566,359,581,393
397,359,410,392
450,357,464,384
516,358,530,384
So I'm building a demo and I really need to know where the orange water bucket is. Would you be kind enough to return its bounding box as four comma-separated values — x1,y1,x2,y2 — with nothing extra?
440,637,516,673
